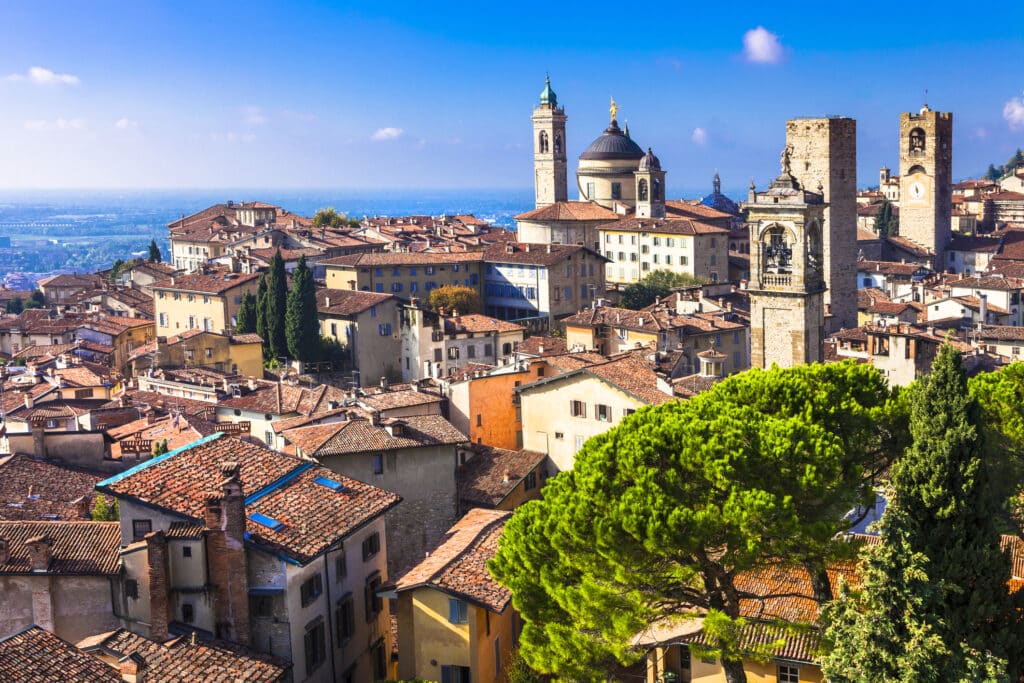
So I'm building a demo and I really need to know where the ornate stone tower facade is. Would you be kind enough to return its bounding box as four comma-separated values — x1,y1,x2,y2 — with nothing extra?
744,154,827,369
785,117,857,332
532,76,568,208
899,105,952,266
634,148,666,218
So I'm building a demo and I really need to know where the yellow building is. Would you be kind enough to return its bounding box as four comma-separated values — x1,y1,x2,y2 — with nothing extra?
127,329,264,378
322,252,485,299
152,267,260,336
394,508,517,683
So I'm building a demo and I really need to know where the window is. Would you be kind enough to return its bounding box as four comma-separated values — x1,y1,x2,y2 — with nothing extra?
374,268,383,277
667,237,674,247
252,595,273,618
525,471,537,490
364,573,382,621
182,545,192,558
564,286,572,300
554,432,564,440
304,618,326,674
441,665,472,683
330,322,337,336
158,313,168,327
410,281,418,292
570,400,586,418
586,182,596,199
378,323,392,336
596,404,611,422
391,282,403,292
336,594,355,644
638,178,648,201
467,345,476,358
205,347,213,358
777,664,800,683
484,343,492,356
124,579,139,600
187,315,196,329
425,266,436,275
448,598,469,624
362,532,381,560
182,603,195,624
370,306,377,317
132,519,152,542
665,255,672,265
575,435,585,451
624,408,636,417
611,182,622,200
448,347,460,359
372,454,384,475
375,283,384,293
335,551,347,580
300,573,324,607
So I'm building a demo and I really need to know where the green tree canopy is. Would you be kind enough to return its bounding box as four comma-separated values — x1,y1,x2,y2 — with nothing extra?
426,285,481,315
621,269,706,310
491,361,905,683
110,259,126,281
91,495,120,521
255,274,269,357
26,290,45,309
312,207,359,229
264,250,289,360
6,296,23,314
285,255,321,362
821,346,1024,682
873,199,898,237
148,239,162,263
235,291,258,335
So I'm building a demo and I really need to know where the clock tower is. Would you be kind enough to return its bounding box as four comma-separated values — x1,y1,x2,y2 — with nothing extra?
743,149,827,369
898,105,952,267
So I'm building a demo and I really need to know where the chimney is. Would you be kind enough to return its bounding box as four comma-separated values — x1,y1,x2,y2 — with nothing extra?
118,653,147,683
203,493,223,530
502,470,510,484
980,293,988,323
72,496,91,519
380,376,388,391
24,394,34,410
0,538,8,564
524,243,531,252
31,420,45,460
25,535,53,571
247,378,257,391
211,461,250,645
323,296,330,307
546,244,552,253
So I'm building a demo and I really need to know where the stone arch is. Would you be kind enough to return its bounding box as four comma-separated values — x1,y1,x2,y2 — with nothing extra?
759,223,797,274
638,179,648,201
907,164,927,176
553,132,562,155
805,219,823,275
909,127,926,153
539,130,549,154
653,178,663,201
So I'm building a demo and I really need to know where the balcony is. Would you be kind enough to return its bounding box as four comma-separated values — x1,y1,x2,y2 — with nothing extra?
760,273,792,288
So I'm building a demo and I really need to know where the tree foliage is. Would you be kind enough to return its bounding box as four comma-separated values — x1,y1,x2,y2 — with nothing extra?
426,285,481,315
91,495,120,522
491,362,905,682
621,269,706,310
821,346,1024,682
110,258,126,281
26,290,45,309
285,255,321,362
255,275,269,357
235,291,258,335
264,250,289,360
6,297,23,314
151,439,169,456
873,199,898,237
312,207,359,229
148,239,162,263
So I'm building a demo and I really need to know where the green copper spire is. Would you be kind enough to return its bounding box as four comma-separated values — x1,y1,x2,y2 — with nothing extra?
539,74,557,107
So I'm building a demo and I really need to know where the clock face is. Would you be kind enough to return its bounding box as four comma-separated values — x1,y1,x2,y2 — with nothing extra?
909,181,925,199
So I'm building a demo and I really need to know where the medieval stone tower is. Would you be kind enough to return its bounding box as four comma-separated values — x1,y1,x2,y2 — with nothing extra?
785,117,857,332
744,153,827,369
899,105,952,266
532,76,568,208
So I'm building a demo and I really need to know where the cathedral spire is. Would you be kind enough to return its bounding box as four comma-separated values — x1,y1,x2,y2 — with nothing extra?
713,169,721,194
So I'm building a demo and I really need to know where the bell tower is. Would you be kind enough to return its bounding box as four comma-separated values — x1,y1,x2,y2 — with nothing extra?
899,104,952,266
532,75,568,208
744,147,827,369
635,148,666,218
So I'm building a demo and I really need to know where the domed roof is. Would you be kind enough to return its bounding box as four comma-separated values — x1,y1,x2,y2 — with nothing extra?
579,120,645,161
539,75,557,107
700,172,740,215
639,147,661,171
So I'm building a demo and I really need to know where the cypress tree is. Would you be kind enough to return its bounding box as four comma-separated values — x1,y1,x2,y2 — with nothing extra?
265,250,289,361
255,274,269,358
285,255,320,362
6,296,23,314
148,239,162,263
822,345,1024,681
235,291,258,334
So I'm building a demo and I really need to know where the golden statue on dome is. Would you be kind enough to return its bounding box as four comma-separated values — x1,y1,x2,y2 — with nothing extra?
609,97,618,123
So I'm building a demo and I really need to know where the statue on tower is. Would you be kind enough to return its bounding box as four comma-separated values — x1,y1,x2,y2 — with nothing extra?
609,97,619,123
780,144,793,175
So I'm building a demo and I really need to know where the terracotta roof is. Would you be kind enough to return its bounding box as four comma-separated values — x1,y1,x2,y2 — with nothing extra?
230,333,264,345
516,336,568,357
0,626,121,682
541,352,606,372
152,269,259,295
357,385,445,411
283,415,467,457
444,314,526,335
482,242,608,266
514,201,619,222
857,260,922,276
972,325,1024,342
948,236,1002,253
867,300,920,316
0,454,105,521
664,200,734,222
219,382,347,416
81,628,288,682
948,275,1024,291
118,390,217,417
395,508,512,612
457,446,546,508
952,295,1011,315
316,288,395,316
97,434,401,564
563,304,745,336
672,373,724,398
857,288,891,308
107,414,215,460
321,252,484,267
0,521,121,574
38,273,104,289
585,354,676,405
597,216,730,236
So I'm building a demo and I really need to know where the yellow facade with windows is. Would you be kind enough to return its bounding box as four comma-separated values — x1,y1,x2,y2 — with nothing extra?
152,275,259,336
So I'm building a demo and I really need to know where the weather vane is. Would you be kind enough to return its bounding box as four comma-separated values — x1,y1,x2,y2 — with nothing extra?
609,97,618,123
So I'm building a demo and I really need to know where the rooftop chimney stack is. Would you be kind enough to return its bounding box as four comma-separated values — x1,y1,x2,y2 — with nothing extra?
118,653,147,683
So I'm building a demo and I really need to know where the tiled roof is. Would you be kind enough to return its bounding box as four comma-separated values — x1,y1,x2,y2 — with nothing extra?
948,275,1023,291
151,269,259,295
321,252,484,267
38,273,104,289
443,314,526,335
973,325,1024,342
283,415,467,457
563,304,745,336
316,288,396,316
857,260,922,276
0,521,121,574
0,626,121,682
219,382,347,416
230,333,264,345
107,414,215,460
395,508,512,612
585,354,675,405
514,201,619,222
119,390,217,417
357,385,445,411
97,434,401,564
516,336,567,357
482,242,607,266
0,454,105,521
948,236,1002,253
541,352,606,372
664,200,734,222
457,446,546,508
672,373,724,398
597,216,730,236
79,628,289,682
857,288,891,308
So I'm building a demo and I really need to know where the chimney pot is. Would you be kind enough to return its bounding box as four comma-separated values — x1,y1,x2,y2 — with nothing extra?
25,535,54,571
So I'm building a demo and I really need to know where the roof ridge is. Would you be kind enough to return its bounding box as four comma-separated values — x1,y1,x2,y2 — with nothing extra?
98,432,225,488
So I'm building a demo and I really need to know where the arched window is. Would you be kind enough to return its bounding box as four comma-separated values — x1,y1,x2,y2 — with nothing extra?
653,178,663,201
638,179,648,201
539,131,549,154
805,220,822,278
909,128,925,153
763,225,793,274
553,133,562,155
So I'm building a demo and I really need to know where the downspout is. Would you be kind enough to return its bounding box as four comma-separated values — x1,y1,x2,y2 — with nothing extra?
324,552,337,682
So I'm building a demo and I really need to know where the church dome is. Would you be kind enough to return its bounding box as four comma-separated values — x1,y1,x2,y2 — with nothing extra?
639,147,661,171
539,75,557,107
579,121,645,161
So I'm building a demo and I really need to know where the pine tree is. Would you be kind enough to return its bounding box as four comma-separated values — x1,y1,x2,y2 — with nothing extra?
148,239,162,263
822,345,1024,681
235,291,258,334
265,250,289,361
285,255,320,362
255,275,269,357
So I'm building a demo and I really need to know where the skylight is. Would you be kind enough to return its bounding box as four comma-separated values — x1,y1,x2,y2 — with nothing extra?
313,476,345,492
248,512,284,531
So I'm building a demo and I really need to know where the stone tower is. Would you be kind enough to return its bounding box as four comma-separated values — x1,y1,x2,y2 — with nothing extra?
899,104,952,266
743,154,827,369
532,75,568,208
634,147,666,218
785,117,857,332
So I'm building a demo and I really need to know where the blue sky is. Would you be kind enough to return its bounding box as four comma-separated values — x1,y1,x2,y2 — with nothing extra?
2,1,1023,196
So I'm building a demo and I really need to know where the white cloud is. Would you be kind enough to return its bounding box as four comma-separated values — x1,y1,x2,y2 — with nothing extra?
241,106,266,126
6,66,80,85
24,118,86,131
372,127,403,141
973,126,989,140
691,127,708,145
114,118,138,130
1004,97,1024,131
742,26,784,64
